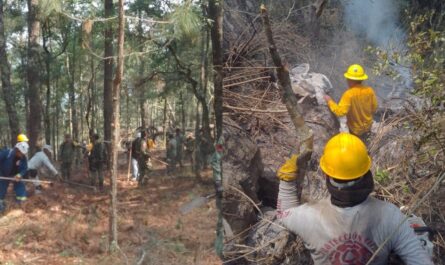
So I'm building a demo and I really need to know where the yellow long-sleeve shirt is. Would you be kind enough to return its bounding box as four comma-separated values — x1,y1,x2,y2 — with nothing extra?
328,85,378,136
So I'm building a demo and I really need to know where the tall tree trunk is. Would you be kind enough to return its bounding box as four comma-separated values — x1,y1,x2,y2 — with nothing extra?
54,75,60,157
109,0,124,249
69,41,79,141
180,92,186,132
27,0,43,155
0,0,20,146
209,0,223,140
208,0,224,257
137,10,146,129
193,101,201,174
162,97,168,147
103,0,114,150
126,84,130,132
44,57,51,144
139,99,146,128
260,5,313,154
92,58,97,130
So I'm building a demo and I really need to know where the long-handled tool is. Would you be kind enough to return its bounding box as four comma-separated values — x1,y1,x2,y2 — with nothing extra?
0,176,54,185
150,156,169,166
179,193,215,214
127,149,132,181
62,180,97,191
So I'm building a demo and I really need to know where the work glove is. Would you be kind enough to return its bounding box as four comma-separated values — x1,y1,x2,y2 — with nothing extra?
277,154,298,182
14,174,22,182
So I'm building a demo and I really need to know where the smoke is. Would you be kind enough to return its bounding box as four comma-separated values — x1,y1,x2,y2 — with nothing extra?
342,0,406,49
341,0,413,95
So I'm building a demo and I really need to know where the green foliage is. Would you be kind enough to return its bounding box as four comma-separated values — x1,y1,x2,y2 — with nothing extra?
170,1,203,43
369,9,444,104
375,168,390,184
402,184,410,194
39,0,62,19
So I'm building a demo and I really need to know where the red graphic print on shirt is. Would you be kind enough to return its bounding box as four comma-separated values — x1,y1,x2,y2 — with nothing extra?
320,232,378,265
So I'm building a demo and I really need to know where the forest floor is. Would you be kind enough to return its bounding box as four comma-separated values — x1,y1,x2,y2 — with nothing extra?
0,149,220,265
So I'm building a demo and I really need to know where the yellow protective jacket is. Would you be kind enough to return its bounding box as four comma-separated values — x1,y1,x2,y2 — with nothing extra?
147,139,156,150
327,85,377,136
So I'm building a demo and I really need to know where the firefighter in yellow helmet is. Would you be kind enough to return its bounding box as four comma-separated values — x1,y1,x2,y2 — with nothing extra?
17,134,29,143
275,133,432,265
324,64,378,144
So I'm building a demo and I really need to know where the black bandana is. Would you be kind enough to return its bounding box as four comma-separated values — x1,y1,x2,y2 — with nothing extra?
326,171,374,208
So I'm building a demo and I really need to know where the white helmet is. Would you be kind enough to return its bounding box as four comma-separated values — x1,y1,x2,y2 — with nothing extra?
15,142,29,155
43,144,53,154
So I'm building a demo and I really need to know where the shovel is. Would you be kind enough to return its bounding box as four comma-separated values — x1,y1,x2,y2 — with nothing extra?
179,193,215,214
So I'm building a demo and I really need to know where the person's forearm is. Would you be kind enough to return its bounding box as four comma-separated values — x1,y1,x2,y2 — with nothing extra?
277,180,300,213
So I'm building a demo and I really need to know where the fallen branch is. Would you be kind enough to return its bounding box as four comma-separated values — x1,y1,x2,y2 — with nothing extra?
224,105,287,113
260,4,313,155
223,76,270,88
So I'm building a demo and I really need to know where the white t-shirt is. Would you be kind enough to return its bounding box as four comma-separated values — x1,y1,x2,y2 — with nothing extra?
277,180,433,265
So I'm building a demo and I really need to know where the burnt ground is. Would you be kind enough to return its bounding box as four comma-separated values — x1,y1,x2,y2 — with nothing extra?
0,150,219,265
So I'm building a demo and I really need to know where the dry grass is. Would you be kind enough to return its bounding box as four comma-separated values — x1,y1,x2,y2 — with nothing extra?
0,150,220,265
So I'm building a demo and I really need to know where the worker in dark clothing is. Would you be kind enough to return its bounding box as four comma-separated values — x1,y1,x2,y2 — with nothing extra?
59,134,78,180
175,128,185,168
0,142,29,213
89,134,108,191
166,133,177,175
184,133,195,169
131,131,149,186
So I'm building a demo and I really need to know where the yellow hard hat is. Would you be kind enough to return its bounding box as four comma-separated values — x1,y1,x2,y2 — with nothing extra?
344,64,368,81
17,134,29,142
320,133,372,181
86,143,93,152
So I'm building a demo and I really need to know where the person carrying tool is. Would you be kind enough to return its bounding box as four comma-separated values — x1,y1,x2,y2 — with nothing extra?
146,136,156,170
324,64,378,144
27,144,59,194
58,134,78,180
131,131,149,185
184,133,195,169
175,128,185,168
0,142,29,213
276,133,433,264
130,132,141,182
166,133,177,175
88,134,108,191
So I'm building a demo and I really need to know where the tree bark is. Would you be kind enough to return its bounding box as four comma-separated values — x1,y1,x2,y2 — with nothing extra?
209,0,223,141
103,0,114,151
162,97,168,146
208,0,224,257
109,0,124,250
44,56,51,144
27,0,43,154
0,0,20,146
180,92,186,132
69,39,79,141
260,4,313,156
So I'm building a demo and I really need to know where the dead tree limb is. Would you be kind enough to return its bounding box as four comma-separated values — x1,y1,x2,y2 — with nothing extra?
260,4,313,158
